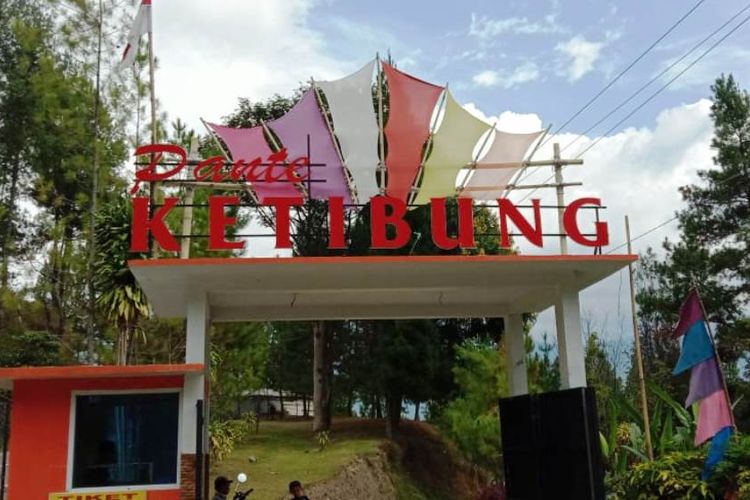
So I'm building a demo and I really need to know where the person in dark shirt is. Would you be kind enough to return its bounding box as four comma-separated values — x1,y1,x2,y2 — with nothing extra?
213,476,232,500
289,480,310,499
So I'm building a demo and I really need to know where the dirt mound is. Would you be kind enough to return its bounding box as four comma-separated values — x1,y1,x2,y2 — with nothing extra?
304,419,491,499
391,420,491,499
304,449,397,499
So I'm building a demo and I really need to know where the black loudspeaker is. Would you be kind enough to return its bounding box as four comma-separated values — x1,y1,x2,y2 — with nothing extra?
499,387,605,500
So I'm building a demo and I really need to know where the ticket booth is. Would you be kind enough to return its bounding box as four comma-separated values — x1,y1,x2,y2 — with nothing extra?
0,364,204,500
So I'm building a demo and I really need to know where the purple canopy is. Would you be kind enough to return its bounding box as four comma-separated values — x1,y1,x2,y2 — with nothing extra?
268,90,352,204
205,122,302,201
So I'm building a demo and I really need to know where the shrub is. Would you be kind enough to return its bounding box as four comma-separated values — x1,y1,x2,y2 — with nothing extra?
209,412,258,461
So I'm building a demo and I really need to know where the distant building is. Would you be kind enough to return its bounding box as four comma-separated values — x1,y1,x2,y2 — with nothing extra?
239,389,313,419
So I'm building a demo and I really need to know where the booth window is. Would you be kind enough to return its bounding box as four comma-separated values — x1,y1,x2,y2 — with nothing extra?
71,392,179,488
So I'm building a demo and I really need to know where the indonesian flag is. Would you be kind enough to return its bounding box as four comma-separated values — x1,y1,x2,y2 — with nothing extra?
118,0,152,70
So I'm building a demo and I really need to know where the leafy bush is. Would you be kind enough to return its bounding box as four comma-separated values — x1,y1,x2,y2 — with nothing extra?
608,434,750,499
436,343,505,474
608,449,710,499
209,412,258,461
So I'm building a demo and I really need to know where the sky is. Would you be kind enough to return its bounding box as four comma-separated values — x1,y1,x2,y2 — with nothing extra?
145,0,750,351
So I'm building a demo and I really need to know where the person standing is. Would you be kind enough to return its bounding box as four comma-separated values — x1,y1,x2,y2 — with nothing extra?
213,476,232,500
289,480,310,499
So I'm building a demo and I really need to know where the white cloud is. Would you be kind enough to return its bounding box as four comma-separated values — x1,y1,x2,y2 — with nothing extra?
469,13,566,39
472,61,540,88
463,103,544,132
151,0,351,132
511,99,715,341
555,35,606,81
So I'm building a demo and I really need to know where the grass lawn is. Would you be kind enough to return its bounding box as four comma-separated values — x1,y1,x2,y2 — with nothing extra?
211,419,382,499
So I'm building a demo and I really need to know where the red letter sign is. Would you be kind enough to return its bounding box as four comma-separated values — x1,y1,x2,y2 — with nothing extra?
130,197,180,252
370,196,412,249
328,196,346,249
264,197,304,249
131,144,186,194
431,197,475,250
563,197,609,247
208,196,244,250
498,198,543,248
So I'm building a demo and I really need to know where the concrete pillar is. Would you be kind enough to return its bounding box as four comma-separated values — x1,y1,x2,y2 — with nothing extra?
504,313,528,396
554,288,586,389
182,290,209,455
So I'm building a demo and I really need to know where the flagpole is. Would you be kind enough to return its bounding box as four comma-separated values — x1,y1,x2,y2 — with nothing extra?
692,285,737,430
625,216,654,460
147,18,159,255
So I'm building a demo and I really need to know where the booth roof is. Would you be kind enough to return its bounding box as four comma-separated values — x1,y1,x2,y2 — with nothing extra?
129,254,637,321
0,363,204,390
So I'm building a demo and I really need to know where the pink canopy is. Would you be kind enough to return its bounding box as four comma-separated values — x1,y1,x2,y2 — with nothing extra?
383,63,444,202
268,90,352,204
205,122,301,200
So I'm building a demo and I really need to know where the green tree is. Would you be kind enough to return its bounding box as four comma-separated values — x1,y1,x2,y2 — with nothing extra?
636,75,750,429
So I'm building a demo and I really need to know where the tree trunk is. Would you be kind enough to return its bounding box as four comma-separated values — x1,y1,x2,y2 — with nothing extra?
278,388,284,420
385,392,402,439
313,321,332,432
413,401,421,421
116,324,129,365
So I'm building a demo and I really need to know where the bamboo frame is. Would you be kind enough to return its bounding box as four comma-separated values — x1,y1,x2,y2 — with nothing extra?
626,215,654,460
310,77,358,204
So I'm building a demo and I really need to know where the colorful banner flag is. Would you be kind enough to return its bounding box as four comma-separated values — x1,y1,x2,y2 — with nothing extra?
118,0,152,71
695,389,733,446
672,288,734,479
673,320,715,375
686,357,723,407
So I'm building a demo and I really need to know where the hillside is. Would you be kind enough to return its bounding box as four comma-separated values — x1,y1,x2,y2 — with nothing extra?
211,418,492,499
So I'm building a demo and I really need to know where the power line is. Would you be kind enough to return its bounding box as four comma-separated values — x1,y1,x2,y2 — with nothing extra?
537,0,707,151
605,171,746,254
561,1,750,154
515,8,750,204
575,10,750,159
606,216,679,254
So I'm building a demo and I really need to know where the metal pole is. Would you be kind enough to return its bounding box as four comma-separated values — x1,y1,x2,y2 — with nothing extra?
626,215,654,460
147,26,159,256
553,143,568,254
195,399,204,500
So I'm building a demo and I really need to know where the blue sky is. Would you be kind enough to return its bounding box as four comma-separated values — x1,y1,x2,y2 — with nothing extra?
153,0,748,351
305,0,750,137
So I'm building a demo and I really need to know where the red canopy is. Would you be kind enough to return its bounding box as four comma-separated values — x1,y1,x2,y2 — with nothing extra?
383,64,443,201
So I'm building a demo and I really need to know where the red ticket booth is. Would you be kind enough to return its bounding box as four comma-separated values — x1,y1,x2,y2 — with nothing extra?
0,364,204,500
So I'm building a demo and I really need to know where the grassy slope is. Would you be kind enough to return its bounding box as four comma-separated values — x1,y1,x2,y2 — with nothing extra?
211,419,381,499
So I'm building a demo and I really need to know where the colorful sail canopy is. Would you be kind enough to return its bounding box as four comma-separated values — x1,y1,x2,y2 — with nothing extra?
413,90,490,204
268,90,352,204
462,130,543,201
205,122,301,200
382,63,443,202
317,60,380,202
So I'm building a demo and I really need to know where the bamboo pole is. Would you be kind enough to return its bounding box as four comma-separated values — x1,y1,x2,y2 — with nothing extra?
147,24,159,256
179,138,199,259
626,215,654,460
692,285,737,430
410,84,447,204
457,121,496,193
376,53,386,195
554,143,568,255
311,77,357,203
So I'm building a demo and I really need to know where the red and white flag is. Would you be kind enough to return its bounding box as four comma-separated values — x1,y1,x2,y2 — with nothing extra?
118,0,152,71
